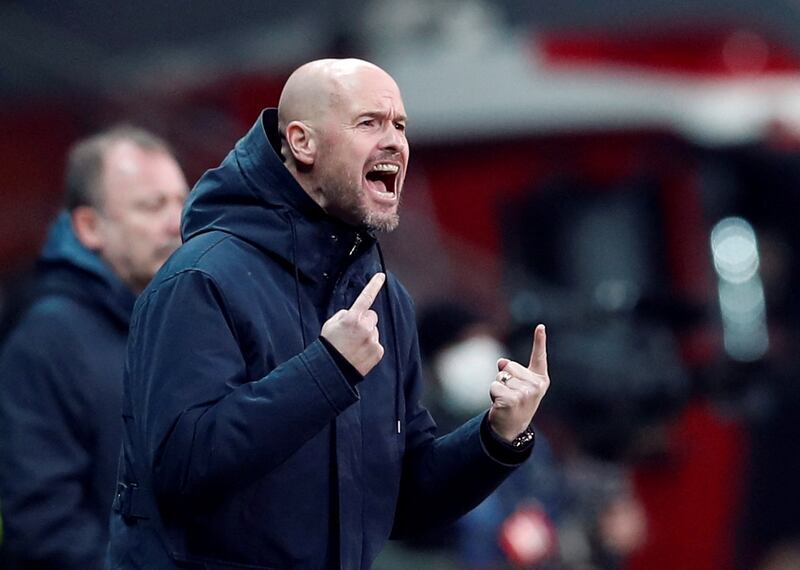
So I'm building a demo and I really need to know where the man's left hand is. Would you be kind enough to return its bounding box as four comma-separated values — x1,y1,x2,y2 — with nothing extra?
488,324,550,443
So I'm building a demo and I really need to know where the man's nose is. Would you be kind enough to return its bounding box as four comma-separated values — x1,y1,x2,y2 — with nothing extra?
379,123,405,152
165,200,183,236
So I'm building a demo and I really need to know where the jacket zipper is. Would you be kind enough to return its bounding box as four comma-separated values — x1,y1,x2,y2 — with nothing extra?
348,233,362,257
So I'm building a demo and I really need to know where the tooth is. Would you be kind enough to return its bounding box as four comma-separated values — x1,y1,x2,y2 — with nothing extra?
371,163,398,173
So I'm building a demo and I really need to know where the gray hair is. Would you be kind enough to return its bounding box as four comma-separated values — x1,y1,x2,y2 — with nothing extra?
64,125,174,211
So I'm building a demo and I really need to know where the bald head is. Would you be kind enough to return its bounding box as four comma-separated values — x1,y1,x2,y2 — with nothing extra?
278,58,397,134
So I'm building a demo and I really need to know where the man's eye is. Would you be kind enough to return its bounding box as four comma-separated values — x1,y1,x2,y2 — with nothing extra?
394,122,406,132
359,119,375,128
137,199,165,212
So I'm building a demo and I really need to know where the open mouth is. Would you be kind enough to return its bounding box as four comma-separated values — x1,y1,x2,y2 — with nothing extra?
365,162,400,201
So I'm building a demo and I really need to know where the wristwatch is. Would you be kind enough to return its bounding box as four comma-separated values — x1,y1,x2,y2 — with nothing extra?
511,425,536,449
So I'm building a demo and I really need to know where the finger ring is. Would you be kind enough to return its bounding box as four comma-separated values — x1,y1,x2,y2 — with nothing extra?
498,371,513,384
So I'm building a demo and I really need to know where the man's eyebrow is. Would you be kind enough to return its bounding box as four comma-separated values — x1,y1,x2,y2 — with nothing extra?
356,110,408,123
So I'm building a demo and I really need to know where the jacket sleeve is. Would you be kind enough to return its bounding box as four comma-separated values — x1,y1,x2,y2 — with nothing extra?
0,325,105,570
390,311,525,538
131,269,359,505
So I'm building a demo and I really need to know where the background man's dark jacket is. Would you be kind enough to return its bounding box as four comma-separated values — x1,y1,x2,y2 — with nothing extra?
0,213,135,569
108,109,528,570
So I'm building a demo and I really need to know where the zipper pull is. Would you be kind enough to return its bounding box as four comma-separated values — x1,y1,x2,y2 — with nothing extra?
348,233,362,256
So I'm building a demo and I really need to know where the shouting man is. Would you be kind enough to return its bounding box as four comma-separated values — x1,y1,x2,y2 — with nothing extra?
108,59,549,569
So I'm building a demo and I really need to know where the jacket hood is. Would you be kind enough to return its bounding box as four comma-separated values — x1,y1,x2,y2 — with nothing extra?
37,211,136,328
182,109,402,430
182,109,375,282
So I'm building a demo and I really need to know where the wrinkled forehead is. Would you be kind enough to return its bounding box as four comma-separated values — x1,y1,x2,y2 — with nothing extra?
329,67,406,119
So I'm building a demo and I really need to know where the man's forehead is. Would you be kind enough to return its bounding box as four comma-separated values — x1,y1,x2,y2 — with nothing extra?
351,91,406,113
104,143,169,177
280,58,408,125
101,144,183,195
102,141,145,178
336,78,406,118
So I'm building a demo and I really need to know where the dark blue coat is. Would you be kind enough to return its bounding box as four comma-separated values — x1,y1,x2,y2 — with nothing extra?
108,110,525,569
0,213,136,569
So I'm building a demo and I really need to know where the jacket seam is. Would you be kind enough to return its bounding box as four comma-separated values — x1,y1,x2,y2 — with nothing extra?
145,269,240,349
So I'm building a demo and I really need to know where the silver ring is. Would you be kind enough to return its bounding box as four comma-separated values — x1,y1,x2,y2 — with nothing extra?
498,371,513,384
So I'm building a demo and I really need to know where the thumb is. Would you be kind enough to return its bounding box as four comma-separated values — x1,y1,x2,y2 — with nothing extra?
497,357,511,371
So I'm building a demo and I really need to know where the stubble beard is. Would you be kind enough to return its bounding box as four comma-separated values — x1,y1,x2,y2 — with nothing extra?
364,208,400,233
326,170,401,233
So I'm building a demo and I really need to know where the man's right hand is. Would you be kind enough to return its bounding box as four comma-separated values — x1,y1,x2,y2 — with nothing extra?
321,272,386,376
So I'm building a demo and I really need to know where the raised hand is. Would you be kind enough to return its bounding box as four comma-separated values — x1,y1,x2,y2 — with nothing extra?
321,273,386,376
487,324,550,443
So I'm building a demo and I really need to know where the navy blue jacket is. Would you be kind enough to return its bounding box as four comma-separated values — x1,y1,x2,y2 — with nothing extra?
108,110,526,569
0,213,136,569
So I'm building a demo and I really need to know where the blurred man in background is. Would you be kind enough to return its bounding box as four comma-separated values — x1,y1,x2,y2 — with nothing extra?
0,126,188,570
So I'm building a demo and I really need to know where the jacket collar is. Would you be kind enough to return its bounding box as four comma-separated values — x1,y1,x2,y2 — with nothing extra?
37,211,136,328
184,109,377,284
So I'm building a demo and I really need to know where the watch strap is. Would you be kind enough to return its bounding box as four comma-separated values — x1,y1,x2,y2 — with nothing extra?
511,425,535,449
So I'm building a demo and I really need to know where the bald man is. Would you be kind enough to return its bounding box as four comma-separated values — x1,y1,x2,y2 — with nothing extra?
107,59,549,569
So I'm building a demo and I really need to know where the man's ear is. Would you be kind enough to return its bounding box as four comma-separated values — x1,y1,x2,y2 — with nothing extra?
71,206,104,251
284,121,316,166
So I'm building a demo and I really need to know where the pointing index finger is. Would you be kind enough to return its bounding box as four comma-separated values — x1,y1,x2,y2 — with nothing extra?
350,272,386,313
528,324,548,375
